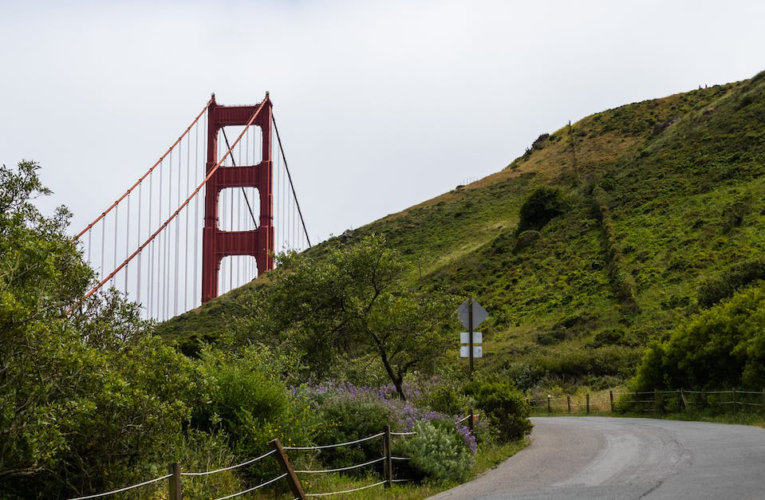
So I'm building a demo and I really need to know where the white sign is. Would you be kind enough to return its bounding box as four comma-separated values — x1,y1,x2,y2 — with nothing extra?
460,346,483,358
457,299,489,329
460,332,482,344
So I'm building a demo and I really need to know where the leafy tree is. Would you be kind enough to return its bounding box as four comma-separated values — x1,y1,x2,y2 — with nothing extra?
516,186,569,233
234,235,457,400
635,283,765,390
0,162,196,497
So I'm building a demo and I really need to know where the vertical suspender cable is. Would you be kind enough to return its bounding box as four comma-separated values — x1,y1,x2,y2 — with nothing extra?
185,128,191,312
194,117,201,308
137,183,142,306
246,127,251,278
175,140,181,317
113,205,118,287
281,144,285,250
125,193,131,294
238,134,243,287
272,114,312,248
148,171,154,318
293,190,296,250
165,150,173,320
87,228,92,265
101,218,106,283
160,155,166,320
229,164,233,291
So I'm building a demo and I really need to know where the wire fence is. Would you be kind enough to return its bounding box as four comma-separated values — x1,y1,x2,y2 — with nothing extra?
66,425,420,500
528,388,765,416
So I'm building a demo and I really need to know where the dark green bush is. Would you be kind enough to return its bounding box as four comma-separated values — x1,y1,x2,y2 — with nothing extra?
463,382,532,442
193,347,315,480
417,383,473,416
635,283,765,390
502,363,546,391
536,346,641,380
313,397,390,471
586,329,627,349
697,259,765,308
516,187,569,233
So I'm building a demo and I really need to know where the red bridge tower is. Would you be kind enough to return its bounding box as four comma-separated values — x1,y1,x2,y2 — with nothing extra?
201,94,274,303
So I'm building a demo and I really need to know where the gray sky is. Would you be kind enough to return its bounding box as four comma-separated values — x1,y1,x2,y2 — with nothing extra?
2,0,765,244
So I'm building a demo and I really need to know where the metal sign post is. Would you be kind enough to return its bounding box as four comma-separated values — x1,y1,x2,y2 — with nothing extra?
469,299,474,379
458,298,489,381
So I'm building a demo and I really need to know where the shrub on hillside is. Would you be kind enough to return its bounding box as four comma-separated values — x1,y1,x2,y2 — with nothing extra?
193,346,316,480
697,259,765,308
416,382,473,416
635,283,765,390
516,187,569,233
312,396,390,471
463,382,532,442
536,346,640,380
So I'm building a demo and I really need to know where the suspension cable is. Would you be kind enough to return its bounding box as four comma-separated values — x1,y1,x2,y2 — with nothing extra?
272,113,311,247
75,98,213,240
72,96,269,308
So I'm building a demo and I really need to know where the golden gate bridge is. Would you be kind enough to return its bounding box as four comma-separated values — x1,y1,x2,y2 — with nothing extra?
72,93,310,321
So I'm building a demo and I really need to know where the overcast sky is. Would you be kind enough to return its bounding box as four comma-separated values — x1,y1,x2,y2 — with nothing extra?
2,0,765,244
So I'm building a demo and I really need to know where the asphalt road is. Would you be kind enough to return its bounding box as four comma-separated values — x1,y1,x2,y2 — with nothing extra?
431,417,765,499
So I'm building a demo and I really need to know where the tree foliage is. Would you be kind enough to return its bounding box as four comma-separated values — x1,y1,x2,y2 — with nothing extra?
0,162,196,497
516,186,569,233
234,235,458,399
635,283,765,390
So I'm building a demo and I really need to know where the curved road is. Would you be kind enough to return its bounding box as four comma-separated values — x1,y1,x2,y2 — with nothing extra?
432,417,765,499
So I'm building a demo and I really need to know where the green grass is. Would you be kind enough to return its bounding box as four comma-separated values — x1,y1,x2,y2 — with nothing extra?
160,71,765,393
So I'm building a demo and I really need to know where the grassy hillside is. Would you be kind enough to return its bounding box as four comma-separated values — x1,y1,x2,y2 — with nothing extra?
160,72,765,391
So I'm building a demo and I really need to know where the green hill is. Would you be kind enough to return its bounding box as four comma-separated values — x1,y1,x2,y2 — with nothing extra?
160,71,765,391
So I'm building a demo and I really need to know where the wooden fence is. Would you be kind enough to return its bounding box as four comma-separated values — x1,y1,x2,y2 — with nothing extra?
68,425,419,500
528,389,765,416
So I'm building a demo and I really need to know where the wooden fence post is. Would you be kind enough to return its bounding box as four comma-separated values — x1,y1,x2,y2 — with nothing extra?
567,395,571,413
586,394,590,415
383,425,393,488
271,439,306,500
609,391,614,413
680,389,687,412
547,395,551,413
168,463,182,500
676,390,682,413
732,388,737,415
468,408,475,435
